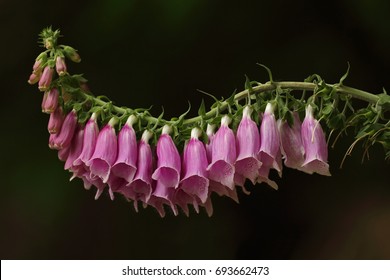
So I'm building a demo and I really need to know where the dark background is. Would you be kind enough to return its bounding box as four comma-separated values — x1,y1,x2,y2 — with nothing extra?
1,0,390,259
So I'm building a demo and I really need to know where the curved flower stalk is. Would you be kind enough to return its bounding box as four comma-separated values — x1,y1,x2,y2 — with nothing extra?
27,27,390,216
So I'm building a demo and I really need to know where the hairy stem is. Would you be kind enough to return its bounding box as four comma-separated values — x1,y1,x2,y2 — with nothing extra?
82,81,379,127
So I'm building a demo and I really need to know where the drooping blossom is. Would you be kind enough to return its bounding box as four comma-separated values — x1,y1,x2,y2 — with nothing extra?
257,103,281,190
48,106,64,134
108,115,138,194
152,125,181,190
235,106,262,184
87,117,118,184
278,112,306,171
301,105,331,176
207,115,236,190
38,66,54,91
72,113,99,178
151,125,181,215
55,56,67,76
124,130,153,210
49,109,77,150
180,127,209,203
41,88,59,113
28,73,40,85
64,125,84,172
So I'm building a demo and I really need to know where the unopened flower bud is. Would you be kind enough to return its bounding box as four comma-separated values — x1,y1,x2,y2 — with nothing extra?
33,53,47,73
48,106,64,134
41,88,59,113
55,56,67,76
38,66,54,91
27,72,40,85
63,46,81,63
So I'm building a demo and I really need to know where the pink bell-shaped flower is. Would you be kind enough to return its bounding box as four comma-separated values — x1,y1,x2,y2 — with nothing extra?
206,115,236,190
152,125,181,215
278,112,306,171
258,103,282,173
152,125,181,191
124,130,154,206
301,105,331,176
235,106,262,184
87,117,118,184
180,127,209,203
72,113,99,180
49,109,77,150
108,115,138,194
64,125,84,172
257,103,281,190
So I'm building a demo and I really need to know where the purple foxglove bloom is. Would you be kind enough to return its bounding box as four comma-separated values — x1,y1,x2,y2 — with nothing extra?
124,130,153,204
38,66,54,91
64,125,84,171
235,106,262,184
258,103,282,173
50,109,77,150
301,105,331,176
278,112,306,171
87,118,118,183
73,113,99,168
206,116,236,190
55,56,67,76
109,115,138,190
152,125,181,190
41,88,59,114
180,127,209,203
48,106,64,134
28,72,40,85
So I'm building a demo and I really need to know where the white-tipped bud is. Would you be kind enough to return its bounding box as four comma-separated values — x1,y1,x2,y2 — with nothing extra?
141,130,153,143
191,127,202,139
206,123,216,137
243,106,253,119
221,115,232,126
126,115,138,126
162,124,172,135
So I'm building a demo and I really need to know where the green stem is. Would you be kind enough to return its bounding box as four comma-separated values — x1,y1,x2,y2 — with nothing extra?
82,81,380,127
